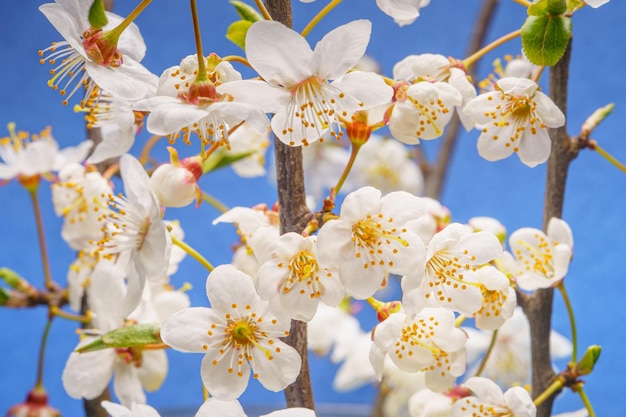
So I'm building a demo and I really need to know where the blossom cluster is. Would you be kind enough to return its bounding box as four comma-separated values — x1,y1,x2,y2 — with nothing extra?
0,0,608,416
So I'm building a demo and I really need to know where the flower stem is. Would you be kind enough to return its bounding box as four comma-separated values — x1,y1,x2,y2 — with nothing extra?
108,0,152,41
575,386,596,417
588,140,626,174
50,305,92,323
474,329,498,377
455,315,467,327
334,143,362,195
190,0,207,80
35,317,53,388
301,0,343,37
171,235,214,272
222,55,252,68
533,378,564,407
531,66,546,83
139,135,164,165
463,29,522,69
201,191,229,213
255,0,273,20
557,282,577,363
28,189,55,290
512,0,533,7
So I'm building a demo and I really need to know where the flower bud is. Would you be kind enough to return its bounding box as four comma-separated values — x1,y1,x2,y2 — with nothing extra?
575,345,602,376
6,386,61,417
150,148,201,208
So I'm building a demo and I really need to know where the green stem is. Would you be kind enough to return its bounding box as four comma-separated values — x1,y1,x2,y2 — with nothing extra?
171,235,214,272
301,0,343,37
475,329,498,377
557,282,577,363
35,317,54,388
29,190,55,290
201,192,229,213
107,0,152,41
576,386,596,417
512,0,532,6
254,0,273,20
463,29,522,68
590,141,626,174
334,143,361,195
533,378,564,407
190,0,207,80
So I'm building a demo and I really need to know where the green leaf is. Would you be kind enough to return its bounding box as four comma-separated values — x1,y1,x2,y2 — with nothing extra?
226,20,253,50
528,0,548,16
88,0,108,29
0,287,10,306
521,14,572,66
76,323,162,353
230,1,263,22
546,0,567,14
202,148,256,173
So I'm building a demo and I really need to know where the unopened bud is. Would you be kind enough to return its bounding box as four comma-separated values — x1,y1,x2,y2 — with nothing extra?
581,103,614,138
576,345,601,376
6,386,61,417
150,148,202,208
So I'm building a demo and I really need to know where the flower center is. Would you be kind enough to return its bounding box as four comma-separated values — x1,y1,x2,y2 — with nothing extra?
82,28,123,67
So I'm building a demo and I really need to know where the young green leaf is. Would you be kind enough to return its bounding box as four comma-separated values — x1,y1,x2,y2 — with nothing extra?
226,20,253,50
521,14,572,66
88,0,108,29
230,1,263,22
75,323,162,353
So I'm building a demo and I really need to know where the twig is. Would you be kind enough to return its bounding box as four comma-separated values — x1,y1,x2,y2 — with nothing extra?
424,0,499,199
263,0,315,410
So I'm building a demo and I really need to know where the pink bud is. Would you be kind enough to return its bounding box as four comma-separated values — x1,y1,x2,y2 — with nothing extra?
6,386,61,417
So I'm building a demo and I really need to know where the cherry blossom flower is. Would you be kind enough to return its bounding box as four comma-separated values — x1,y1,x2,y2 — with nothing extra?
101,401,162,417
257,233,344,322
402,223,503,316
93,154,171,315
508,217,573,291
62,260,168,406
451,377,536,417
376,0,431,26
0,124,92,183
220,19,392,146
226,123,271,178
408,387,454,417
352,135,424,195
39,0,157,107
474,265,516,331
393,53,476,130
372,308,467,392
389,80,462,145
464,307,572,387
135,55,268,148
463,77,565,167
52,163,112,251
307,303,361,356
160,265,301,400
316,186,427,299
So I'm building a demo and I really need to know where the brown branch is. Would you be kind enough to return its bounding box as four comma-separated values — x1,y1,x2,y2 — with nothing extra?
424,0,499,199
263,0,315,410
521,41,578,417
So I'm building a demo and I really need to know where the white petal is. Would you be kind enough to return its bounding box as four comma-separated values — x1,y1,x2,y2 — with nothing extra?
313,20,371,80
201,349,250,400
161,307,223,353
195,398,247,417
113,362,146,406
62,346,115,400
246,21,314,87
517,127,551,167
252,340,301,392
137,349,168,392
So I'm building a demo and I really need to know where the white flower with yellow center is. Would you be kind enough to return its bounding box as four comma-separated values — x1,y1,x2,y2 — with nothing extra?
316,186,427,299
92,154,171,315
451,377,536,417
257,233,344,322
463,77,565,167
219,19,392,146
39,0,157,108
160,265,301,400
402,223,503,316
508,217,573,291
372,308,467,392
474,265,516,331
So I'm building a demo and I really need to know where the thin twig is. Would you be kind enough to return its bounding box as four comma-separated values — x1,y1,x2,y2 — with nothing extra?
424,0,499,199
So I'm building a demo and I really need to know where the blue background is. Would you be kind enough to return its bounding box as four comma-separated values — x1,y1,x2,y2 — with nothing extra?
1,0,625,416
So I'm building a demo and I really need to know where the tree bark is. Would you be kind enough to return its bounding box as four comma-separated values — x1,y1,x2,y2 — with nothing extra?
263,0,315,410
522,41,577,417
